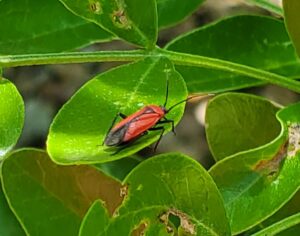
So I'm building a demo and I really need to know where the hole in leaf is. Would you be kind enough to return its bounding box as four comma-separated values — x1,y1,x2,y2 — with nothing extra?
159,208,196,235
89,1,102,14
120,184,129,198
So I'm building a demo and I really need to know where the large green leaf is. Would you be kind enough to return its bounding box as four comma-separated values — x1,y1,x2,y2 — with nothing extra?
80,153,231,236
205,93,281,161
1,149,123,236
0,0,113,55
0,182,25,236
283,0,300,58
47,57,187,164
246,0,283,15
209,101,300,234
0,79,24,159
60,0,157,48
166,15,300,93
157,0,204,28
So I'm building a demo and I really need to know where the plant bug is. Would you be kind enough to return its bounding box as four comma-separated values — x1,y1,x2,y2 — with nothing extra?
103,80,205,151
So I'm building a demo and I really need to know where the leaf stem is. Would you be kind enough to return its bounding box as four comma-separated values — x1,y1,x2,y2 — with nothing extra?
1,49,300,93
163,49,300,93
0,50,146,67
251,212,300,236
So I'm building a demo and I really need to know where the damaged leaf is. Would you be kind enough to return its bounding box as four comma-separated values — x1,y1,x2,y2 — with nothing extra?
209,100,300,234
59,0,157,48
80,153,231,236
1,149,123,236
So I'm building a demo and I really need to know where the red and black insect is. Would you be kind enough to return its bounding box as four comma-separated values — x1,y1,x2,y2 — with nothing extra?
103,80,198,150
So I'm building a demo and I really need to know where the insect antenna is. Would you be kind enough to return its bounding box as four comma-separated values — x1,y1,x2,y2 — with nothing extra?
166,94,214,113
163,74,169,108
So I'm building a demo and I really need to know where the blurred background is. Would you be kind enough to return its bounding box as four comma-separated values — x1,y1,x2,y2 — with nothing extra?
3,0,298,169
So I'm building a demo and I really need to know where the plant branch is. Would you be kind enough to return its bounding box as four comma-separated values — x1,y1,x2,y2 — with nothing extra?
1,48,300,93
163,49,300,93
251,212,300,236
0,50,146,67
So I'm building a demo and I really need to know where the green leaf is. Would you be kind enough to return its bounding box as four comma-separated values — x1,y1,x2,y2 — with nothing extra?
245,0,283,15
251,190,300,235
80,153,231,236
47,57,187,164
166,15,300,93
1,149,123,236
252,212,300,236
209,101,300,234
205,93,281,161
0,182,25,236
283,0,300,58
79,200,109,236
0,0,113,55
0,79,24,159
60,0,157,48
157,0,205,28
95,156,141,181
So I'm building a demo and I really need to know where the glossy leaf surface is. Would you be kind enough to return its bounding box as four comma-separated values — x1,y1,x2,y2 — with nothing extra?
209,97,300,234
60,0,157,48
283,0,300,58
166,15,300,93
47,57,187,164
0,0,113,55
0,79,24,159
80,153,231,236
1,149,123,236
205,93,281,161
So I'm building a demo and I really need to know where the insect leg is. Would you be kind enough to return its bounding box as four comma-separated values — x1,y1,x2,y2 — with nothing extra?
157,118,176,135
149,126,165,151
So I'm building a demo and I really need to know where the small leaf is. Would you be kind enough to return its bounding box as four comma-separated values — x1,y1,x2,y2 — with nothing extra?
205,93,281,161
157,0,205,28
209,101,300,234
283,0,300,58
60,0,157,48
80,153,231,235
166,15,300,93
47,57,187,164
0,79,24,159
1,149,123,236
0,182,25,236
245,0,283,15
0,0,113,55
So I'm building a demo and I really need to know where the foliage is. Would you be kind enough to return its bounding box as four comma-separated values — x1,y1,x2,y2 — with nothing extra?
1,0,300,235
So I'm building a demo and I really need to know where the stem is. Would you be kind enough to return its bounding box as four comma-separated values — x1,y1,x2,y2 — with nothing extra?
163,50,300,93
0,50,146,67
1,49,300,93
251,212,300,236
